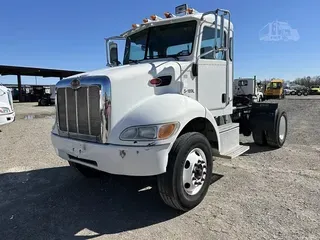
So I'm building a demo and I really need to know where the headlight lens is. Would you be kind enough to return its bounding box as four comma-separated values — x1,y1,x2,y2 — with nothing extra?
120,122,179,141
121,127,139,139
0,107,10,114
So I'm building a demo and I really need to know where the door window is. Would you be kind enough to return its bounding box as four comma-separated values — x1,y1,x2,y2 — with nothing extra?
200,26,226,60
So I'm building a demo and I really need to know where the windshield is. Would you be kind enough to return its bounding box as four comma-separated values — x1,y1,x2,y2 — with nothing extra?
123,20,197,64
267,82,283,89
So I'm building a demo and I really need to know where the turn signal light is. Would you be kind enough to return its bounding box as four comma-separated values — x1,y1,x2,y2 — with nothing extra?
158,124,176,139
149,78,162,86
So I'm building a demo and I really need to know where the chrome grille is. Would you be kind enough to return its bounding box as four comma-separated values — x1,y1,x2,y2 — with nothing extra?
57,86,101,141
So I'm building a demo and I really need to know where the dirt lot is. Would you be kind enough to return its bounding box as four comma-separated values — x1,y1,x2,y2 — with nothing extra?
0,97,319,240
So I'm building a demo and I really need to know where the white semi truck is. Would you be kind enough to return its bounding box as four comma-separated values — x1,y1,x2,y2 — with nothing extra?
233,76,264,103
0,85,15,126
51,5,288,211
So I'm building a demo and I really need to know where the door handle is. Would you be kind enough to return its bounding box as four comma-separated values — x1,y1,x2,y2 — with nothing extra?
222,93,226,103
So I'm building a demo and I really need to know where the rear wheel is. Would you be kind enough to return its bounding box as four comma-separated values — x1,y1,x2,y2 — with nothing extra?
252,130,267,146
157,132,213,211
265,110,288,148
69,161,102,178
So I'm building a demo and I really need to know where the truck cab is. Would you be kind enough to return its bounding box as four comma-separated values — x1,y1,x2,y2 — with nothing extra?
233,77,264,102
0,85,15,126
264,79,285,99
51,4,288,211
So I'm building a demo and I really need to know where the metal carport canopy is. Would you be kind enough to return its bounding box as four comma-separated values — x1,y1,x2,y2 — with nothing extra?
0,65,83,78
0,65,84,101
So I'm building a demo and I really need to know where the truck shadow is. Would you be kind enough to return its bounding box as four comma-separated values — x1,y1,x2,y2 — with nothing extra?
0,166,223,239
241,142,276,155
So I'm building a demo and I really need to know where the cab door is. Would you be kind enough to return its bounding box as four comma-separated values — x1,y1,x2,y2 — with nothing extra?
196,23,228,111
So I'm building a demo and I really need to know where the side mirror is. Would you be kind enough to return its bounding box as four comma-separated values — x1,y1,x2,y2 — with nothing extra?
105,36,125,67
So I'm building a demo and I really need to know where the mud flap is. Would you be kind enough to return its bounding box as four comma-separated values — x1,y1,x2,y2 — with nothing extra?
249,102,279,134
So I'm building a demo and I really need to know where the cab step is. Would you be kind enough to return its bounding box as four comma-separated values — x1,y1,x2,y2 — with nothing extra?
216,144,249,159
218,122,239,133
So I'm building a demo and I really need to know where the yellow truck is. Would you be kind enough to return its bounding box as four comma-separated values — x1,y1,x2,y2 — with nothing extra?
264,79,285,99
310,85,320,95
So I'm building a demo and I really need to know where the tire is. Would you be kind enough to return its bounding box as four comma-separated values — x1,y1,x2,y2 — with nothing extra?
157,132,213,211
69,161,102,178
303,92,308,96
252,130,267,146
265,110,288,148
40,99,47,106
297,91,302,96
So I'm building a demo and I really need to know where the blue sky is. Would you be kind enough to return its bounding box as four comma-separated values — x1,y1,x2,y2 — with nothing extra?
0,0,319,85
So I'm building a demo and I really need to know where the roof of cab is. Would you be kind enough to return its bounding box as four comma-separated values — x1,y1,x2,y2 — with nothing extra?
120,11,234,37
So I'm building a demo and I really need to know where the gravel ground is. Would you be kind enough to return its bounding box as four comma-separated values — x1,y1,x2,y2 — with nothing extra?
12,102,55,119
0,97,319,240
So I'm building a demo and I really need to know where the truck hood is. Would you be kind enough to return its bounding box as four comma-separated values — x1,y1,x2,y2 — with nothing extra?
60,60,194,132
66,61,192,80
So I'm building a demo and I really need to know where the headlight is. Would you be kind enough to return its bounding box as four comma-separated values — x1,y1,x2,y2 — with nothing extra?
0,107,10,114
120,122,179,141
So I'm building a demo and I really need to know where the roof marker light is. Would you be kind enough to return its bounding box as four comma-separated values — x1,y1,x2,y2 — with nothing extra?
150,15,162,21
143,18,149,23
132,24,140,29
164,12,175,18
187,8,194,14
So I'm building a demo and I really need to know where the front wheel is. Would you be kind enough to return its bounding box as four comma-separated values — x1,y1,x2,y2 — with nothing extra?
157,132,213,211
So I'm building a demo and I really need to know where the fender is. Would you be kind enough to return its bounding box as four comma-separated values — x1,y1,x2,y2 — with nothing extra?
108,93,220,151
204,108,221,151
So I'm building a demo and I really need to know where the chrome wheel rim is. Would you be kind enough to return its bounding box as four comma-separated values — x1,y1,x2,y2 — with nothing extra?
183,148,207,196
279,115,286,141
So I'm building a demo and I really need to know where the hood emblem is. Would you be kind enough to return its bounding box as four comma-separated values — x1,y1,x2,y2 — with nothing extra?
71,78,81,90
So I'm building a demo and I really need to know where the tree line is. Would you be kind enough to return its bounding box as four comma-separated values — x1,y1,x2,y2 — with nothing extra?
292,76,320,87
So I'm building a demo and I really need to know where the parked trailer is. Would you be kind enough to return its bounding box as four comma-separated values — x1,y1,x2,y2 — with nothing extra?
51,4,288,211
0,85,15,126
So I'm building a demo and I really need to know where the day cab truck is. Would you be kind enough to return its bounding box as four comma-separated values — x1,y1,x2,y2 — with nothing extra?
233,76,264,103
51,5,288,211
264,78,285,99
0,85,15,126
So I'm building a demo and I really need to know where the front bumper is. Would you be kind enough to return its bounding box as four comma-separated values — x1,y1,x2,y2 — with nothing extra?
0,112,15,126
51,133,170,176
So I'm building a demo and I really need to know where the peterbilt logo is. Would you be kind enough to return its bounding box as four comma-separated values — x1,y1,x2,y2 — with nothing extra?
71,78,81,89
